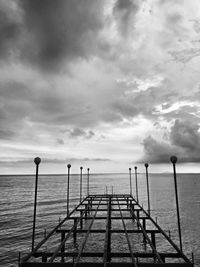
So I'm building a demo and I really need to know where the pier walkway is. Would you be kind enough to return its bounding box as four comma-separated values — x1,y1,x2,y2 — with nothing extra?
19,194,193,267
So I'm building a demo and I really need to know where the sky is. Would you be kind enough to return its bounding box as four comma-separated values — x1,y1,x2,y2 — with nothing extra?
1,0,200,174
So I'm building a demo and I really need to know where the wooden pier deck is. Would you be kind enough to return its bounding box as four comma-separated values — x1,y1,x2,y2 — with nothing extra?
19,194,193,267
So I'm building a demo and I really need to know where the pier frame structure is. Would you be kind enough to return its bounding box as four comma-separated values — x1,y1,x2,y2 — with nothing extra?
19,194,193,267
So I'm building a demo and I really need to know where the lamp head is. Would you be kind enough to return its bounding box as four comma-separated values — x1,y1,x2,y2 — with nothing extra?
134,166,137,170
67,164,71,169
145,163,149,168
80,166,83,170
170,156,177,164
34,157,41,165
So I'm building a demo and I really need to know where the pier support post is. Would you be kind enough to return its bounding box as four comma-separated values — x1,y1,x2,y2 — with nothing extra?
130,203,135,221
142,218,147,244
80,211,83,229
145,163,151,215
151,232,156,249
85,204,88,218
136,210,140,219
61,231,65,263
88,198,92,214
136,210,140,229
171,156,182,252
42,253,47,262
32,157,41,251
134,166,139,202
67,164,71,216
108,197,112,262
73,218,77,243
104,196,112,266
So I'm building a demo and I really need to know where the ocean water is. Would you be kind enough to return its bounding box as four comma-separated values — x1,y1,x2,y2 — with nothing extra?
0,173,200,266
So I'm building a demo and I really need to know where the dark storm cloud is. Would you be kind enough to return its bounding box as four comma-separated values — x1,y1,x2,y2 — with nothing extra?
69,128,87,138
69,128,95,139
0,81,37,139
170,120,200,150
0,2,21,58
0,129,15,140
113,86,177,120
57,138,64,145
141,120,200,163
19,0,105,70
113,0,140,36
142,136,176,163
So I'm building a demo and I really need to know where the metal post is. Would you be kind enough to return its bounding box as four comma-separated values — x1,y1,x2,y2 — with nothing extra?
145,163,150,215
134,166,139,202
129,168,132,196
42,253,47,262
32,157,41,251
143,218,146,244
67,164,71,216
170,155,182,251
73,218,77,243
151,232,156,249
87,168,90,196
61,232,65,263
80,211,83,229
80,167,83,202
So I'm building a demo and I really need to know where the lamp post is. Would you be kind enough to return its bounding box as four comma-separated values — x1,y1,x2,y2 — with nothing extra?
80,167,83,203
170,156,182,251
134,166,139,202
87,168,90,196
32,157,41,251
67,164,71,216
145,163,150,215
129,168,132,196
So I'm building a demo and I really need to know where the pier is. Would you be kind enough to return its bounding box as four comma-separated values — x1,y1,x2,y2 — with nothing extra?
19,157,193,267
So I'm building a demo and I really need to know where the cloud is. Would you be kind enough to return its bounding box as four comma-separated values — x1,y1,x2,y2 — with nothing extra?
69,128,87,138
112,85,177,120
18,0,105,70
0,130,15,140
0,0,107,71
141,119,200,163
57,138,64,145
170,120,200,150
141,136,176,163
1,1,200,173
0,0,22,59
69,128,95,139
67,157,112,163
113,0,140,36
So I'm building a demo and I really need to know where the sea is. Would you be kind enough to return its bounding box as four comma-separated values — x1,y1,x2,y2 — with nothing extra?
0,173,200,266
